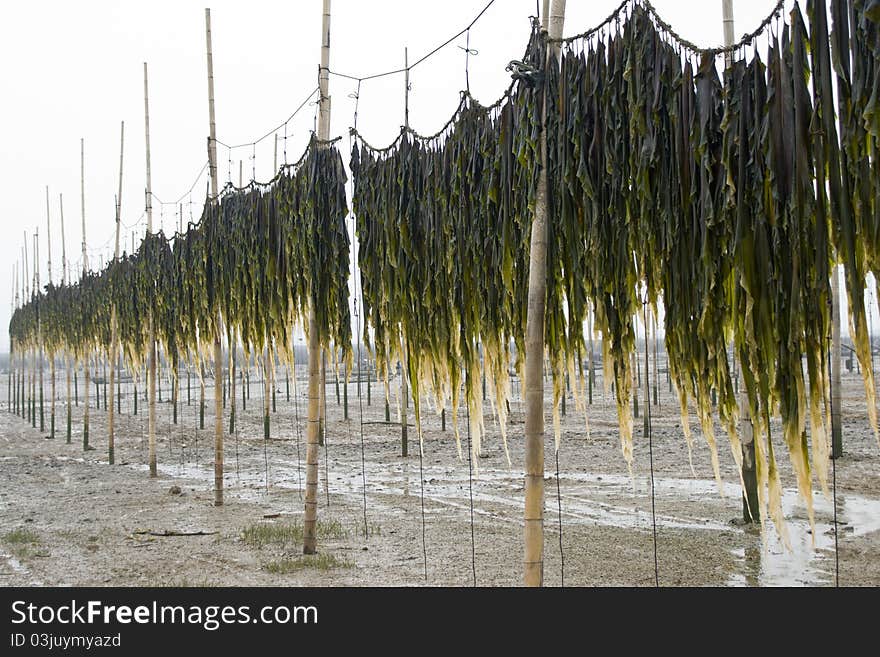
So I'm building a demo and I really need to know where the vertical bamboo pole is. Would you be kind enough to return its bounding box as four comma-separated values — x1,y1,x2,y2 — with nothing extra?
652,308,659,407
400,346,408,457
23,240,30,426
399,46,409,456
144,63,158,477
11,265,17,416
304,0,332,555
831,265,842,457
108,121,124,465
588,306,594,405
262,152,271,439
723,0,758,520
36,229,44,433
205,7,224,507
22,250,29,422
60,195,71,441
45,187,55,439
80,140,90,450
524,0,565,587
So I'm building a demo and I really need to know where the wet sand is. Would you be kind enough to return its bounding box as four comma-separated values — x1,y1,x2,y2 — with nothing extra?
1,362,879,587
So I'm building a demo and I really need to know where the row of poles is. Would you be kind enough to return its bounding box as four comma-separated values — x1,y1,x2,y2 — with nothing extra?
6,0,851,587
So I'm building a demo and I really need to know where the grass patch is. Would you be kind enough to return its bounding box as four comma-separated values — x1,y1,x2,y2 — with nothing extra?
3,529,41,545
2,529,45,560
264,553,353,574
241,519,349,549
157,575,218,587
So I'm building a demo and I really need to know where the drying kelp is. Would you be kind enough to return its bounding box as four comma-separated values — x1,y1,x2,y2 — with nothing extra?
827,0,880,444
350,0,880,537
351,24,547,462
9,138,351,386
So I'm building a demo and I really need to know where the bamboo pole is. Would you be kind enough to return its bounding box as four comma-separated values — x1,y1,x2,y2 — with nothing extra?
23,240,30,425
108,121,124,465
205,7,225,507
257,149,271,440
524,0,565,587
45,187,55,439
652,308,659,407
36,229,44,433
229,165,239,436
588,305,594,405
144,62,158,477
11,266,16,415
304,0,332,555
831,264,842,457
11,265,18,416
723,0,758,520
81,139,90,450
61,195,71,442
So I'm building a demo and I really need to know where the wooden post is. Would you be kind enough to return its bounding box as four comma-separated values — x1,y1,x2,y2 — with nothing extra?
524,0,565,587
108,121,124,465
80,140,90,450
722,0,758,521
36,229,44,433
45,187,55,439
319,350,326,446
205,7,224,507
652,309,659,407
632,350,639,419
228,154,236,432
399,47,410,455
11,266,17,416
144,63,158,477
588,306,594,405
831,264,842,457
304,0,332,555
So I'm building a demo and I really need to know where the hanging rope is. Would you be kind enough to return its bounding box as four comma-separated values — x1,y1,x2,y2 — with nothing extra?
328,0,498,83
350,80,369,538
213,86,319,151
459,28,479,93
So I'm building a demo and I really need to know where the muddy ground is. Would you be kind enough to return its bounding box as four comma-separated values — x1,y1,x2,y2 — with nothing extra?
1,360,879,587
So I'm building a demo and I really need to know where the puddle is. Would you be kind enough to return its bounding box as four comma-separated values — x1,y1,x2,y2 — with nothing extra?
1,552,29,575
726,489,880,587
125,453,880,586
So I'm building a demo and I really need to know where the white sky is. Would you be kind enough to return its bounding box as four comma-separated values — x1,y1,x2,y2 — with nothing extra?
3,0,870,354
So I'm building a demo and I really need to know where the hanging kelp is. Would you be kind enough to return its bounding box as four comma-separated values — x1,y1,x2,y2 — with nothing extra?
828,0,880,444
351,24,543,462
348,0,880,539
10,137,351,394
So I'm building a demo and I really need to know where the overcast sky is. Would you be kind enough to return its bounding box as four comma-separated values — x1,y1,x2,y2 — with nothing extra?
5,0,866,355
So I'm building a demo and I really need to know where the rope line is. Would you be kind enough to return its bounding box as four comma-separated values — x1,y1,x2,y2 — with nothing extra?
149,161,209,209
213,87,319,151
549,0,786,55
350,82,369,538
328,0,498,83
352,0,789,153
